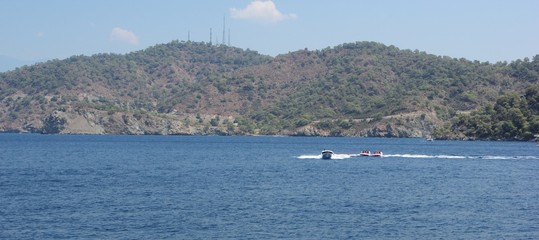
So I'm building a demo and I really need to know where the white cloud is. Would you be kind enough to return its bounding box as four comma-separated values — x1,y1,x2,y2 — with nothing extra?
230,0,297,24
36,32,45,38
109,27,139,45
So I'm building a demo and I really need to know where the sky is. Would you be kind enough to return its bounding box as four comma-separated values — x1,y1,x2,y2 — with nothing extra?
1,0,538,71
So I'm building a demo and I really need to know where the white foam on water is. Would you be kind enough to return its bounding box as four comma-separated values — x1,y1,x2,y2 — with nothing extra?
381,154,539,160
384,154,432,158
386,154,467,159
297,155,321,159
297,154,353,160
298,153,538,160
478,155,539,160
436,155,467,159
332,154,353,159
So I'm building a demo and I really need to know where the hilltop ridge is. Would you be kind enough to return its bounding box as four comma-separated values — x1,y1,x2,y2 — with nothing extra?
1,40,538,139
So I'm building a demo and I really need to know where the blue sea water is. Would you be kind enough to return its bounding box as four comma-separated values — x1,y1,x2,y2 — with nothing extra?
1,134,538,239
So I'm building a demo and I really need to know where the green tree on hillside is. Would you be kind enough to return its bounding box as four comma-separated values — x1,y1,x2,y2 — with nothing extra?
446,85,539,140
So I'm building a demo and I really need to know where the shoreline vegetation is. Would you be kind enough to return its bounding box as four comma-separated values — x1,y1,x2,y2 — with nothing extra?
0,131,537,143
1,41,538,141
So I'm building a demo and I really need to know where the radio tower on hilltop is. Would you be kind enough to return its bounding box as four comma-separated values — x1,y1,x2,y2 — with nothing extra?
222,15,226,45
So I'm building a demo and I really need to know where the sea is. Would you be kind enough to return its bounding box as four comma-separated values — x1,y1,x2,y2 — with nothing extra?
1,134,538,239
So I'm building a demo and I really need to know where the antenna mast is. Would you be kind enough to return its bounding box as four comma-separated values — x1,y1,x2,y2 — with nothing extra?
210,28,212,45
222,15,226,45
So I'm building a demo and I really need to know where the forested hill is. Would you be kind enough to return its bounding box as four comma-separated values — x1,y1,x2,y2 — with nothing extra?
1,41,538,139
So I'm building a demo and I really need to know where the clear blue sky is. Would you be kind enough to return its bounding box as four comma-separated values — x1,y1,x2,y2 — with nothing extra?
1,0,538,70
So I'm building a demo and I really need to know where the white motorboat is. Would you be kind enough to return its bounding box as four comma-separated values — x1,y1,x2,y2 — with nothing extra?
321,150,334,159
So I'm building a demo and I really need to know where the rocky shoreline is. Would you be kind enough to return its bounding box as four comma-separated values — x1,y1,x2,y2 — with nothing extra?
1,107,445,138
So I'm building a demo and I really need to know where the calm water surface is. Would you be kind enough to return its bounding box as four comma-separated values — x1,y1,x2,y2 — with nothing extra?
1,134,538,239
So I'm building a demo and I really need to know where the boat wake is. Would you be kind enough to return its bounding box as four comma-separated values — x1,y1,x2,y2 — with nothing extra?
385,154,538,160
298,154,355,160
297,153,538,160
384,154,466,159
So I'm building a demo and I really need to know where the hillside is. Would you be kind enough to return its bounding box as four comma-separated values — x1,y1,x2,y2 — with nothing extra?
1,41,538,138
